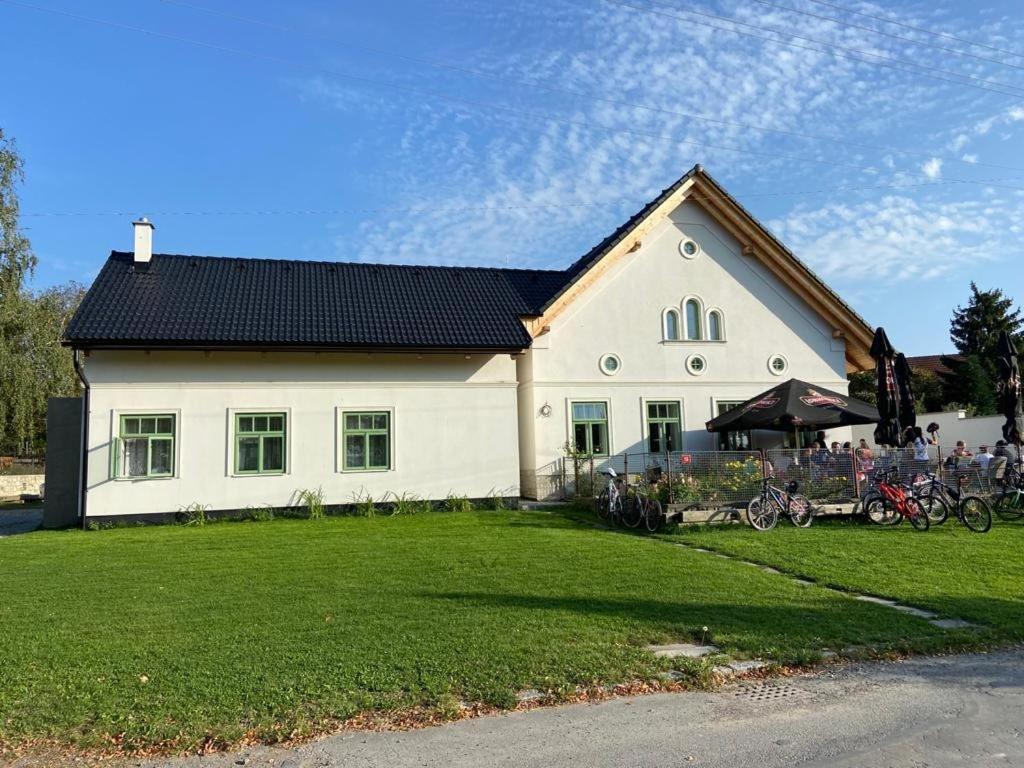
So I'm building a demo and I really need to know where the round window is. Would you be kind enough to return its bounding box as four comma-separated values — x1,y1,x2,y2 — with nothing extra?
599,353,621,376
679,239,701,259
768,354,789,376
686,354,707,376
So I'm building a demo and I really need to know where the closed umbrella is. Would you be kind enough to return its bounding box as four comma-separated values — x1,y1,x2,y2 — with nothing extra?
996,330,1023,448
870,327,901,446
895,352,917,434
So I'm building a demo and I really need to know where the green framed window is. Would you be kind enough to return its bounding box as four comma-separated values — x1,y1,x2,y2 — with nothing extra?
715,401,752,451
235,412,287,475
342,411,391,471
647,401,681,454
114,414,175,478
571,402,609,456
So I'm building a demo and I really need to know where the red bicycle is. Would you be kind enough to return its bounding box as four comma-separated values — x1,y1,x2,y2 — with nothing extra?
865,467,930,531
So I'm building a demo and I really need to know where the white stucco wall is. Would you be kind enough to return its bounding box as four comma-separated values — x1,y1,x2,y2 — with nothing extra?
519,198,853,496
82,350,520,517
851,411,1006,453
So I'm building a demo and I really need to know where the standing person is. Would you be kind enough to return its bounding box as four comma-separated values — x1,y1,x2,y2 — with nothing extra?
856,438,874,479
911,426,929,476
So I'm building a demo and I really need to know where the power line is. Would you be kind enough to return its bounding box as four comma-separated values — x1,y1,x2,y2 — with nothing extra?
747,0,1024,72
605,0,1024,99
803,0,1024,62
156,0,1024,174
20,177,1023,218
4,0,1023,191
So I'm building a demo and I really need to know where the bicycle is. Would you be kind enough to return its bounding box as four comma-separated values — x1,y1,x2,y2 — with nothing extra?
630,480,665,532
992,460,1024,522
913,471,992,533
746,477,814,531
595,468,625,525
864,468,929,531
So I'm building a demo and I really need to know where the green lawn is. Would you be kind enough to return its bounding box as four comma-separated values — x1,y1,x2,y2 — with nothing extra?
669,518,1024,638
0,511,955,753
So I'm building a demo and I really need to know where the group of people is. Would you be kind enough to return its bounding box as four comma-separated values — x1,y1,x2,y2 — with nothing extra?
772,425,1020,484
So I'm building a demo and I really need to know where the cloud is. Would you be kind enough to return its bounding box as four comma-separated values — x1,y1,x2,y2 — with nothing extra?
961,154,979,164
287,0,1024,282
921,158,943,179
769,195,1024,285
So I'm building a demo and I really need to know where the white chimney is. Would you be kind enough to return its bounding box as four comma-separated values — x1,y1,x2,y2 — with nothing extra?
132,218,155,263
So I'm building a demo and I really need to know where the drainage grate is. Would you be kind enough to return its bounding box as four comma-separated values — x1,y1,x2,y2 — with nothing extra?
732,680,809,703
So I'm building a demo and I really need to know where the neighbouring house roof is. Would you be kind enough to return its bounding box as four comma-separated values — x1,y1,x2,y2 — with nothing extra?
65,165,875,360
64,252,566,351
905,354,962,376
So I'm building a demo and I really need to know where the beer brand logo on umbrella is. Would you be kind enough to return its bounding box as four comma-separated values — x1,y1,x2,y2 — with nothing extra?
742,394,780,412
800,388,848,408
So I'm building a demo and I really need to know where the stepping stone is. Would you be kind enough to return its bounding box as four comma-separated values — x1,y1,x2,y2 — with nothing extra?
930,618,977,630
792,578,814,586
692,548,711,553
713,665,736,679
760,566,781,574
856,595,897,607
648,643,719,658
820,651,838,660
890,605,937,619
658,670,689,682
516,688,545,702
728,660,767,674
714,554,731,559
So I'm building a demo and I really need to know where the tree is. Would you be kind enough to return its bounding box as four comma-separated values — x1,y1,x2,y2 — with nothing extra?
939,283,1024,414
848,370,876,405
911,368,947,414
0,129,82,455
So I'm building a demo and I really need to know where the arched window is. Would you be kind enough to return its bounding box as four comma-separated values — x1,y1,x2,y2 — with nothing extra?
685,299,702,340
708,310,724,341
664,309,681,340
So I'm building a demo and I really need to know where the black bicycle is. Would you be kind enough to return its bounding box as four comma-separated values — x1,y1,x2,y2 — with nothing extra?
913,472,992,533
993,461,1024,522
746,477,813,531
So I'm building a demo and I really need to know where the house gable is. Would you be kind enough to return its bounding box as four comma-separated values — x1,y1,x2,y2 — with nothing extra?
525,166,874,372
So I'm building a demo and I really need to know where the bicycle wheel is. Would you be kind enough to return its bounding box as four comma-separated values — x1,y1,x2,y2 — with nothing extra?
595,490,610,520
866,499,901,526
994,489,1024,521
904,498,930,531
918,492,950,525
746,497,778,531
959,496,992,533
622,494,643,528
788,494,814,527
644,499,664,532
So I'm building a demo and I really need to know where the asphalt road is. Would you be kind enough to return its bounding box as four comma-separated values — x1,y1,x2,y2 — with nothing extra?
109,649,1022,768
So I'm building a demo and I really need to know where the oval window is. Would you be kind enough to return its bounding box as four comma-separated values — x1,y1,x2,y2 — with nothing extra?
599,353,621,376
679,239,700,259
768,354,789,376
686,354,707,376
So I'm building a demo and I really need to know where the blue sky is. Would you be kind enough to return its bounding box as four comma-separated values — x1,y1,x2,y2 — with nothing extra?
4,0,1024,355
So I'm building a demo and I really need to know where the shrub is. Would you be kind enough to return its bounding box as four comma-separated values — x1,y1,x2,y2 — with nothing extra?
351,490,377,517
388,491,422,516
486,488,508,511
444,493,473,513
179,502,210,526
243,505,275,522
296,488,325,520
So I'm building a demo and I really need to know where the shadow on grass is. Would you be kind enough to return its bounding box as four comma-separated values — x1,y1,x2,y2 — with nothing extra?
413,590,999,657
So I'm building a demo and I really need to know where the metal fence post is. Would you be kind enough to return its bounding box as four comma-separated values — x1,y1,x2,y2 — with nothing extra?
623,452,629,484
851,447,861,499
589,455,595,499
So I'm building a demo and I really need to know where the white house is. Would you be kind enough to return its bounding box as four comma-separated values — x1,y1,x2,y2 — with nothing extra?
62,166,874,521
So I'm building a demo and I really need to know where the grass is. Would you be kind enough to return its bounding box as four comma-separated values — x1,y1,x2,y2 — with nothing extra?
0,510,959,753
668,518,1024,639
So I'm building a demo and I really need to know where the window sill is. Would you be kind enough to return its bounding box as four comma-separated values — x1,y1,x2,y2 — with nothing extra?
661,339,727,345
231,471,288,478
340,467,392,473
114,475,176,482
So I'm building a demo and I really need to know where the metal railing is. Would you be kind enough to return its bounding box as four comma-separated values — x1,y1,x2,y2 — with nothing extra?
565,443,1021,508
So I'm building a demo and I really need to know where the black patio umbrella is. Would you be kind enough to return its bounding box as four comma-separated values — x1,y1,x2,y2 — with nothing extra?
894,352,917,434
996,330,1023,447
705,378,879,435
870,327,902,446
